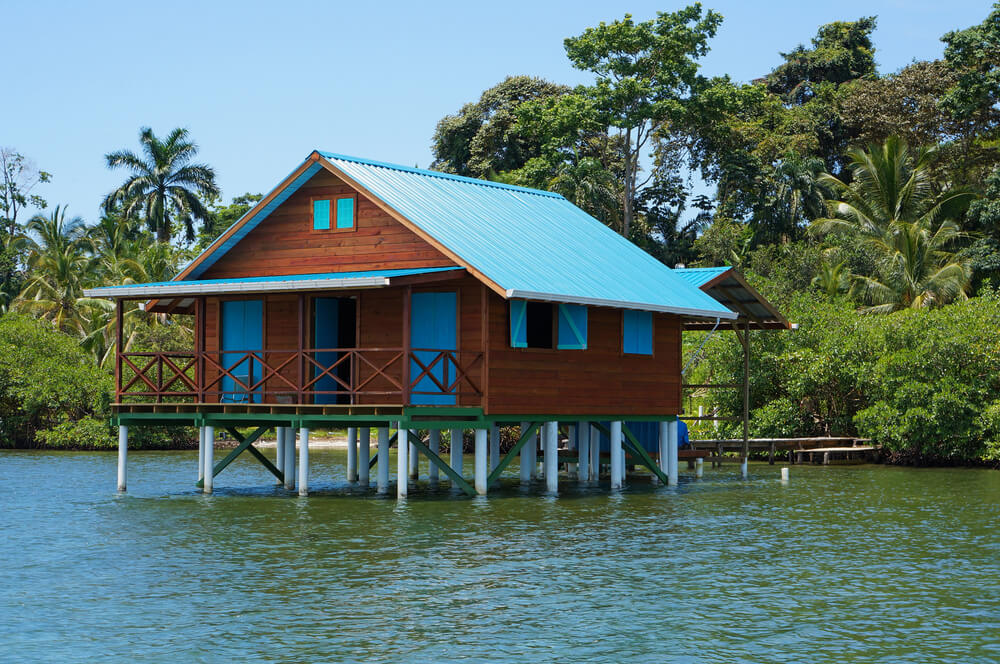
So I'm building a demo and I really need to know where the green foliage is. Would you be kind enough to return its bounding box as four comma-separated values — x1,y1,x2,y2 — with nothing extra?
197,192,262,250
0,314,112,447
35,416,115,449
104,127,220,243
941,3,1000,121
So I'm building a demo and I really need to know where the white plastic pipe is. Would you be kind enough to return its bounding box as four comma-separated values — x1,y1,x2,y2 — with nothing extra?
283,428,295,490
117,425,128,492
298,427,309,496
657,421,669,485
203,425,214,494
474,428,488,495
696,457,704,479
610,421,623,489
275,426,284,480
377,427,390,494
741,457,748,479
544,421,559,494
781,467,789,481
489,425,500,473
358,427,371,488
397,422,408,499
428,429,440,484
449,428,463,486
347,427,358,482
577,420,589,483
667,420,679,486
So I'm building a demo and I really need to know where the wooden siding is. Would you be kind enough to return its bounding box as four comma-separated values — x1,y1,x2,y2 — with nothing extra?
201,169,457,279
484,291,682,416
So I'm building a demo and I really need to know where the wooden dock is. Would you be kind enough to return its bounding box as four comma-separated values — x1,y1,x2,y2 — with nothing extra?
690,437,876,465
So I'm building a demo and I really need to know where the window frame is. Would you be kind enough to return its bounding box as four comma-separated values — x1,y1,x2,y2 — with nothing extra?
311,193,358,233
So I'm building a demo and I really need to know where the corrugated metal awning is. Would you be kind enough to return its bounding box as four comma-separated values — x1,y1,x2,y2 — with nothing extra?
673,267,790,330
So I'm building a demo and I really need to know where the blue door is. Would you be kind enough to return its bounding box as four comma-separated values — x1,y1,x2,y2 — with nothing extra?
410,291,457,405
221,299,263,403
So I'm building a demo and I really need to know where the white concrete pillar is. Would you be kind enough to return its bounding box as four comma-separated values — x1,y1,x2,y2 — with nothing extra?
577,420,589,483
544,421,559,494
397,422,408,499
203,425,214,494
376,426,390,494
283,427,295,490
117,425,128,492
347,427,358,482
696,457,704,478
275,426,285,480
589,425,600,481
781,467,789,481
610,421,623,489
474,428,488,495
298,427,310,496
449,428,463,486
358,427,371,488
741,457,748,479
408,429,419,480
428,429,440,484
489,425,500,473
656,421,668,485
519,422,532,484
667,419,679,486
198,426,206,483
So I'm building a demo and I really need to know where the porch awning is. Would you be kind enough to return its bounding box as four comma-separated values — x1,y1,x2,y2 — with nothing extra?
83,267,465,300
672,267,790,330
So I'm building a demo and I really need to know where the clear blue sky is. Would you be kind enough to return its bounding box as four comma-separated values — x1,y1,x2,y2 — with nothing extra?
2,0,991,226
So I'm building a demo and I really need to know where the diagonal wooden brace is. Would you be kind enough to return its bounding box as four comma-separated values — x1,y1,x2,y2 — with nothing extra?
196,426,272,488
487,422,540,486
405,430,476,496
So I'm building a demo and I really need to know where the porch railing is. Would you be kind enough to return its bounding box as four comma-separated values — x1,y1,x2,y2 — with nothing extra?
116,348,484,406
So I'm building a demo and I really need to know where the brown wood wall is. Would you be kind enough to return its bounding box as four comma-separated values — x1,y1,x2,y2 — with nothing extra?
195,283,680,414
484,292,682,417
200,169,457,279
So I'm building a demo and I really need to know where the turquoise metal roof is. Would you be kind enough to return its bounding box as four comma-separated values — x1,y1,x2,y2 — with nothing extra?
85,267,459,298
318,152,734,318
179,151,736,319
672,267,732,288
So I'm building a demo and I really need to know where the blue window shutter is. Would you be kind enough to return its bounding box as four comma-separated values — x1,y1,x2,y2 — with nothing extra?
313,199,330,230
510,300,527,348
335,197,355,229
557,303,588,349
624,310,653,355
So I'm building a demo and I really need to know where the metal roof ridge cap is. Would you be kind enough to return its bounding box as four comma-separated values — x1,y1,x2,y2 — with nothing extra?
319,150,565,199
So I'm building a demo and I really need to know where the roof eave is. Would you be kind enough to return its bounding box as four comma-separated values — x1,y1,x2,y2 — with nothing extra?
504,289,739,320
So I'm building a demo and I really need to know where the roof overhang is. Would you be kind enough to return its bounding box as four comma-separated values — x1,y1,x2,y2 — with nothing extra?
83,268,466,312
675,267,790,330
505,289,739,319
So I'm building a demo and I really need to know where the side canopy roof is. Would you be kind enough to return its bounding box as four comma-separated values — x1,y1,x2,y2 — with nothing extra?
171,151,737,320
673,267,789,330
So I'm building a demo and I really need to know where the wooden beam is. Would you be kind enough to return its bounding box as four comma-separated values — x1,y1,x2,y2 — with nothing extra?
387,268,467,287
487,422,539,485
405,430,476,496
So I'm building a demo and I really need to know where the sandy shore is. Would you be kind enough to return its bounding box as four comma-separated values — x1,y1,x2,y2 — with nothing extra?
251,435,350,449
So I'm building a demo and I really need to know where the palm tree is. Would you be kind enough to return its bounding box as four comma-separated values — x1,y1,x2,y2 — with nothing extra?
15,206,108,334
811,137,977,312
811,258,852,297
104,127,219,243
548,157,622,231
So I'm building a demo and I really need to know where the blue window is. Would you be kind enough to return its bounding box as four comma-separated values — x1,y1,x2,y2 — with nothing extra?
510,300,588,350
312,199,330,230
336,196,355,229
623,310,653,355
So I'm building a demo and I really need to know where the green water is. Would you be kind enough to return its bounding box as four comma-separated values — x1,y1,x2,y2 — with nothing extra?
0,450,997,663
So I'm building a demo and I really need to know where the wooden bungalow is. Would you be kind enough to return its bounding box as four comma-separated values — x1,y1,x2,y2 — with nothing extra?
86,150,787,498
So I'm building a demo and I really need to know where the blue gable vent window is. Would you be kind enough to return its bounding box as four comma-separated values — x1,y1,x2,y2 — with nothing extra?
510,300,587,350
312,195,356,231
623,310,653,355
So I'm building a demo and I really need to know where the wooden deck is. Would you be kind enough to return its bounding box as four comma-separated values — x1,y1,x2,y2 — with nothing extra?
690,436,875,464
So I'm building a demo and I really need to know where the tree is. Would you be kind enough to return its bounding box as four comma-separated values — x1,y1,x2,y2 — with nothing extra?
430,76,569,177
941,3,1000,121
811,137,978,312
0,148,50,236
196,192,263,249
14,206,106,335
104,127,219,244
766,17,878,105
562,6,722,237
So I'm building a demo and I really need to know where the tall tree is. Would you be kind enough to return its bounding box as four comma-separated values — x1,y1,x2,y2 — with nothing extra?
0,148,50,236
812,137,977,312
562,5,722,237
941,2,1000,121
104,127,219,244
431,76,569,178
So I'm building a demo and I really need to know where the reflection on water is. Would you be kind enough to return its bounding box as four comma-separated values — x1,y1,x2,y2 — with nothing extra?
0,450,998,663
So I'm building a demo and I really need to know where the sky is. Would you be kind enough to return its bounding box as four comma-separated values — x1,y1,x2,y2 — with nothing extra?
2,0,992,225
